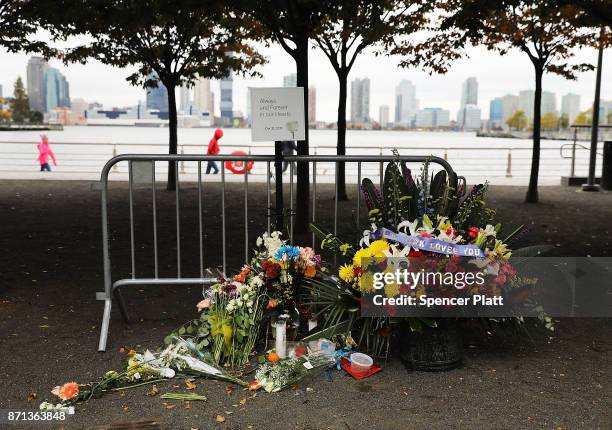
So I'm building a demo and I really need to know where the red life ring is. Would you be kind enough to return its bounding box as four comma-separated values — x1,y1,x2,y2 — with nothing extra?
225,150,254,174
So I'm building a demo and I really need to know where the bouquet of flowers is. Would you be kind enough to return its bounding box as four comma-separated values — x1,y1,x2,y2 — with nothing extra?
307,158,552,356
249,352,334,392
179,231,322,368
252,231,321,322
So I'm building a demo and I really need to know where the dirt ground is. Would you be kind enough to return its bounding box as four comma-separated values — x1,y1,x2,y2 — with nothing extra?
0,179,611,429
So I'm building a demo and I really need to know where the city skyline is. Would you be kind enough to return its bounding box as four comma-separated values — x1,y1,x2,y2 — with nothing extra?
2,42,610,123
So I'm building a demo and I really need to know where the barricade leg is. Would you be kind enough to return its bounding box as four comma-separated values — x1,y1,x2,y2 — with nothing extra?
98,297,112,352
113,288,130,323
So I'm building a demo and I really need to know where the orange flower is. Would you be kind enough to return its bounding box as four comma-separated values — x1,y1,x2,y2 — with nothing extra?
55,382,79,401
248,380,260,391
233,266,250,283
266,351,280,363
266,298,279,310
304,265,316,278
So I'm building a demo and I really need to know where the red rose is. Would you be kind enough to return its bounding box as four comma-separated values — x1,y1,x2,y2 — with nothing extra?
261,259,281,279
468,227,479,238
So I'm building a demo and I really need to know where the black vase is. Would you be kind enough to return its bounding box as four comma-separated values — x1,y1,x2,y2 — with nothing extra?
400,319,463,371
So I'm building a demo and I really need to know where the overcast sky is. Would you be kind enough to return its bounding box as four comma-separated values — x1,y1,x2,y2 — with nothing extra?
1,41,610,122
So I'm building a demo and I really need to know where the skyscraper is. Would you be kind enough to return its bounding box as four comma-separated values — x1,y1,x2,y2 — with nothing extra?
457,105,481,130
394,80,418,126
457,77,479,127
27,56,49,113
518,90,534,119
501,94,519,127
193,77,213,115
145,73,169,111
283,73,297,87
541,91,557,115
308,86,316,123
379,105,390,128
220,73,233,123
460,77,478,107
561,93,581,124
489,97,503,128
179,84,191,113
415,108,450,128
44,67,70,112
350,77,370,124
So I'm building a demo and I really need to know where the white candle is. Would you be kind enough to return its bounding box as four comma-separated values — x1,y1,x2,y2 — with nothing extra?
274,320,287,359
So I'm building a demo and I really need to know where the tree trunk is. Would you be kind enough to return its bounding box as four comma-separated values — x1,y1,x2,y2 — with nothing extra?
337,72,348,200
294,36,310,233
166,82,178,191
525,66,543,203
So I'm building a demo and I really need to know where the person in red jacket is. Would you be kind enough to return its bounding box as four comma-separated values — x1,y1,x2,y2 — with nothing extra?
206,128,223,174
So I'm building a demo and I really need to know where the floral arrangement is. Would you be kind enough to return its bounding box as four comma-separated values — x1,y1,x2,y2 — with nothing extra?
307,158,552,356
253,231,321,321
166,231,322,368
249,352,334,392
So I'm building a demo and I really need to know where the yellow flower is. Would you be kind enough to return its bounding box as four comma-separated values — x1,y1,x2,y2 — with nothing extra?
353,248,373,267
438,220,452,232
358,272,375,293
384,283,400,298
367,239,390,257
494,240,511,259
339,264,355,283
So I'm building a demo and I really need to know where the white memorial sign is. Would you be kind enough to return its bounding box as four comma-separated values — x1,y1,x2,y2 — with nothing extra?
249,87,305,142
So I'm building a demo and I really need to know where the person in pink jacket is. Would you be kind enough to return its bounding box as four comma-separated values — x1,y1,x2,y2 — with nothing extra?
37,134,57,172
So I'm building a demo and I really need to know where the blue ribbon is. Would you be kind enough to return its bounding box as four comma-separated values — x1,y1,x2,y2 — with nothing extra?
373,227,484,258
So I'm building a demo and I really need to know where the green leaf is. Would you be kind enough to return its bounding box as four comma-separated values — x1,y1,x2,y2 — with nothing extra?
302,320,350,342
383,162,410,225
501,224,525,243
178,327,186,335
430,170,447,203
409,319,423,333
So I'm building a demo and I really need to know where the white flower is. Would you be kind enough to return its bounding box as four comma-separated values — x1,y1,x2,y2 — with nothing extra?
247,300,253,308
159,368,175,378
360,229,372,247
383,245,410,271
483,224,497,237
397,220,419,236
436,230,463,244
418,215,435,235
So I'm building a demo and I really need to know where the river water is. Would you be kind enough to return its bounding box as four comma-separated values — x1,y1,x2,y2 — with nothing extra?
0,126,601,185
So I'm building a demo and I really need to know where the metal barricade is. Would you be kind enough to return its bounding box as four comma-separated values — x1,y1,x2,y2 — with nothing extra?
97,153,455,351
